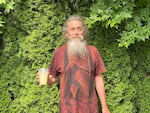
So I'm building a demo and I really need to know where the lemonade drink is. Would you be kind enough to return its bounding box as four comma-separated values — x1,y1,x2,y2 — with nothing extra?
38,68,49,85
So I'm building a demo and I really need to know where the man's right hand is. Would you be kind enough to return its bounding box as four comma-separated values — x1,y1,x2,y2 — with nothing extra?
36,71,56,85
47,74,56,85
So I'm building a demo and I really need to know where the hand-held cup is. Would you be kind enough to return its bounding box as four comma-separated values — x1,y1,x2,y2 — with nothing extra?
38,68,49,85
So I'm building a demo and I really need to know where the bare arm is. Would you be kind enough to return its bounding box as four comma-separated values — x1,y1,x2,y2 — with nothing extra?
95,75,110,113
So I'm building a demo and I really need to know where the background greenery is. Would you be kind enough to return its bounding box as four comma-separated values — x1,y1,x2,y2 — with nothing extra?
0,0,149,113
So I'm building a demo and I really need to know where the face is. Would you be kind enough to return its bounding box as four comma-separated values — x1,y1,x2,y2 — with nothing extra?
65,20,84,40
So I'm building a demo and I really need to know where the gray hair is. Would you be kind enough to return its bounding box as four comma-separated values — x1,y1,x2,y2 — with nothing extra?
62,15,88,38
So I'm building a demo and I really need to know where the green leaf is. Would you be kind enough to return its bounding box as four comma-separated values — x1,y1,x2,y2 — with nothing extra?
4,1,15,13
0,0,6,4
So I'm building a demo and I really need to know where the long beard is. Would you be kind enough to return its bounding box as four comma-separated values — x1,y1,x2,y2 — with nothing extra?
67,36,88,59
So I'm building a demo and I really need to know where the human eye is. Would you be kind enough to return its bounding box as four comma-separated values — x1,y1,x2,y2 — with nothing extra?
71,27,75,31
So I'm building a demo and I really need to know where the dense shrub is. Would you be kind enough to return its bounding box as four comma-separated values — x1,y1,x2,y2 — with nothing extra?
0,1,66,112
88,23,136,113
128,40,150,113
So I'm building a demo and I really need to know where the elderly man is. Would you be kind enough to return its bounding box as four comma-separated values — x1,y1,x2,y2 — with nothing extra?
37,15,110,113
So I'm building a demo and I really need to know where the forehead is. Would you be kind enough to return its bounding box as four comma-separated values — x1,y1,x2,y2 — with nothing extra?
67,20,83,28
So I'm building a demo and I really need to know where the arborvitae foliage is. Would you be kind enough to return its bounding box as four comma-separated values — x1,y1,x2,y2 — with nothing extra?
88,22,136,113
0,0,66,112
128,40,150,113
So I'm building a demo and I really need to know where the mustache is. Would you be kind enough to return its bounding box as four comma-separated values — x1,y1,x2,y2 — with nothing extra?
68,35,84,40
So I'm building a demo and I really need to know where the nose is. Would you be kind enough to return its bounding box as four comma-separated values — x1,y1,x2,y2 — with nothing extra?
74,29,80,35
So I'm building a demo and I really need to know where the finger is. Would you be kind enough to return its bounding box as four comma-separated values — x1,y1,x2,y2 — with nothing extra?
36,75,40,79
49,74,53,78
36,72,40,76
52,77,56,82
36,74,40,82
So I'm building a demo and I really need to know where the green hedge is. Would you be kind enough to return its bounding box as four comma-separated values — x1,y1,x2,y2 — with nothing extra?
128,40,150,113
0,1,66,112
88,23,136,113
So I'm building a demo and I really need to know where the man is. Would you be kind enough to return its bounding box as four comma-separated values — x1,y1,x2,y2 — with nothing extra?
36,15,110,113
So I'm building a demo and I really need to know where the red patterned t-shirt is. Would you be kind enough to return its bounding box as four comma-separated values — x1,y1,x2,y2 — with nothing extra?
49,44,106,113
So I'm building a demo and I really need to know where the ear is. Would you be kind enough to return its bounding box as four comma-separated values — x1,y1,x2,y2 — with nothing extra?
65,32,69,39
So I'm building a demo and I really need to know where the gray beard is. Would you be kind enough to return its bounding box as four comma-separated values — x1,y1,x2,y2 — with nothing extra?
67,38,88,59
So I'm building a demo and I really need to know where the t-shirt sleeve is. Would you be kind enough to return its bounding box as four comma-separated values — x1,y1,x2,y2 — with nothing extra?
49,50,59,77
94,48,107,76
